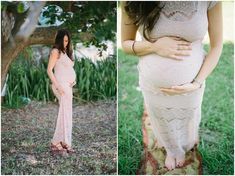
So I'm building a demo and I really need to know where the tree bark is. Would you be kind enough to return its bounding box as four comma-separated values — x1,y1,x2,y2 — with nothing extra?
27,26,59,45
1,26,59,91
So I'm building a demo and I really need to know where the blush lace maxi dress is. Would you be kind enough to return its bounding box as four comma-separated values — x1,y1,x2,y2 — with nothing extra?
51,49,76,147
137,1,218,159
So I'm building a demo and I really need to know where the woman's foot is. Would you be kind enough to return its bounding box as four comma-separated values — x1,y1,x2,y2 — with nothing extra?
165,154,176,170
50,142,67,155
176,155,185,168
60,142,75,154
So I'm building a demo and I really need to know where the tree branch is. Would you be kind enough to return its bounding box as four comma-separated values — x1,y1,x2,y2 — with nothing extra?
16,1,46,41
26,25,94,46
26,26,61,46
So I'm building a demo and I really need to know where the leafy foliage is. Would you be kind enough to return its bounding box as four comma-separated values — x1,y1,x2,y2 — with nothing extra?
4,51,116,108
74,57,117,101
41,1,116,48
1,1,116,49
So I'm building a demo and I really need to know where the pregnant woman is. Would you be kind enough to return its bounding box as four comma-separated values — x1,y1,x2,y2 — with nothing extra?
47,29,76,155
121,1,222,170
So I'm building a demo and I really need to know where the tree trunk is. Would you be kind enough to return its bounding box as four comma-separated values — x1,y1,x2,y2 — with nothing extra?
1,26,58,91
1,40,26,92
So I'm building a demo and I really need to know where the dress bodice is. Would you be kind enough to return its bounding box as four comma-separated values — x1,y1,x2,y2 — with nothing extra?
53,50,76,84
55,52,74,68
138,1,218,42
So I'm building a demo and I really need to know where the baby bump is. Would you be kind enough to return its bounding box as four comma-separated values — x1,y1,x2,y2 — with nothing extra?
138,41,205,88
55,67,76,84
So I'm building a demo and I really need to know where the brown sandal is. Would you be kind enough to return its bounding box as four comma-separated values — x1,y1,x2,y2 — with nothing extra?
60,142,75,154
50,142,67,155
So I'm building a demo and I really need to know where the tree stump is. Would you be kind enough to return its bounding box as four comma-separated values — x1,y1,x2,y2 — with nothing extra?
138,108,203,175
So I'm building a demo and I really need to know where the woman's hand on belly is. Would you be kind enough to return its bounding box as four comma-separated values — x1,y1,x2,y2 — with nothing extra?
69,81,76,88
159,82,200,95
151,36,193,60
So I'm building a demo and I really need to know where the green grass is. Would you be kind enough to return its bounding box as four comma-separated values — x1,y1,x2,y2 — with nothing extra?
118,43,234,175
118,50,143,174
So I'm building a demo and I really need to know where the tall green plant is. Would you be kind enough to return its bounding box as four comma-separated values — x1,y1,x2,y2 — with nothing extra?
74,56,116,101
4,51,116,108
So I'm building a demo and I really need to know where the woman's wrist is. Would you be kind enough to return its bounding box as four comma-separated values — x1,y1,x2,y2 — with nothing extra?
148,38,162,55
53,83,61,90
147,41,155,54
192,78,203,88
131,40,155,56
192,81,201,89
131,41,137,55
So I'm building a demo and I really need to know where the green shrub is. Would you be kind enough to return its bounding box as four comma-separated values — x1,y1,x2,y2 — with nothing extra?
4,51,116,108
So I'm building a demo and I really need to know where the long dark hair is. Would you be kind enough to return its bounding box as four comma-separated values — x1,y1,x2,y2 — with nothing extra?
124,1,164,41
53,29,73,61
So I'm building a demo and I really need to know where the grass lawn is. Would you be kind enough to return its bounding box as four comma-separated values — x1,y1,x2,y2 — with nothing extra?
118,43,234,175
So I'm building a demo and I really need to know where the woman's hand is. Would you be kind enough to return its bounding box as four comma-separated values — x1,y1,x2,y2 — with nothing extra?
56,85,65,95
70,81,76,88
160,82,201,95
51,83,65,98
151,36,193,60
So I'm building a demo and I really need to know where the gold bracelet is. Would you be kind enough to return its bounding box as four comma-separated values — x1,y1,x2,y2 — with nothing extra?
193,78,203,88
131,41,137,55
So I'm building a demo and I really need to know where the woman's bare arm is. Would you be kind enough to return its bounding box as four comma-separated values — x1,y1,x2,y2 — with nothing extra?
47,49,64,94
193,2,223,84
121,2,146,54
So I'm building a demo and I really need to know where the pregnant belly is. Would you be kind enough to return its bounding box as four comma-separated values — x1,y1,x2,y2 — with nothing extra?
55,67,76,84
138,40,205,88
